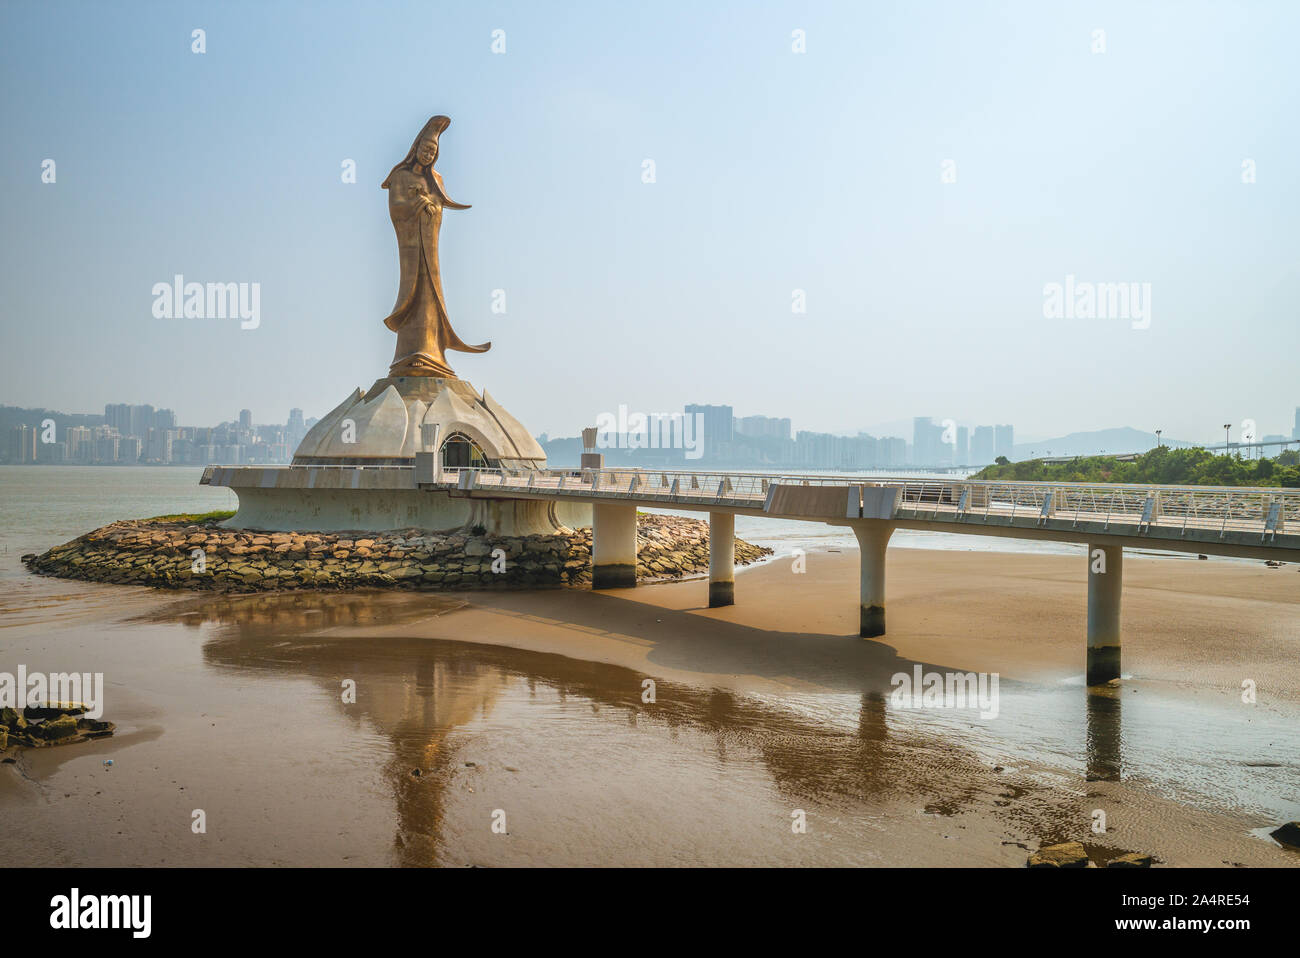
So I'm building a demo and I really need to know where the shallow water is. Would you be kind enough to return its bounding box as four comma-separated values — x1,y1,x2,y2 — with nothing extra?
1,466,1297,866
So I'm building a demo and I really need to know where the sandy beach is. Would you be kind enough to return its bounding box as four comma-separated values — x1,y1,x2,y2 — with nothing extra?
385,547,1300,701
2,538,1298,868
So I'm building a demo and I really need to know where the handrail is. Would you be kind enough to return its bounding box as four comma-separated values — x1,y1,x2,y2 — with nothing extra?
206,462,1299,534
210,462,1296,496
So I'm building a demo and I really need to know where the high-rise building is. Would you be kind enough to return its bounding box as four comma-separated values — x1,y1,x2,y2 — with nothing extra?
852,434,878,468
104,403,175,439
66,426,92,462
128,404,155,439
795,431,839,467
994,424,1014,461
971,426,995,464
685,404,734,445
285,408,307,457
956,425,969,465
105,403,132,435
734,414,791,441
118,437,142,463
145,428,174,463
1293,406,1299,441
879,437,907,466
39,441,66,463
94,435,120,463
239,409,253,431
912,417,945,466
8,425,36,463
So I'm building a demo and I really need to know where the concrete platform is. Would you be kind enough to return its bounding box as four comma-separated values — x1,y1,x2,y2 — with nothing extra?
201,464,591,534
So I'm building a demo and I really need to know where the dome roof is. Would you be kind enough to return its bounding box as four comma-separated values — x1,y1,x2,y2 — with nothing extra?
292,377,546,467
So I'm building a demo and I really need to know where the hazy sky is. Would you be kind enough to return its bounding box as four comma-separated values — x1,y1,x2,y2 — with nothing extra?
2,0,1297,443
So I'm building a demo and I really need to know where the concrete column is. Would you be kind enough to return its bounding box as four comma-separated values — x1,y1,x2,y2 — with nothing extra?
592,503,637,590
1086,543,1122,684
852,521,894,638
708,511,735,607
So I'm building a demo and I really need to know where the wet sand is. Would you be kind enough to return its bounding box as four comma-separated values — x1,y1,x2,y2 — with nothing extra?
382,547,1300,701
1,546,1298,867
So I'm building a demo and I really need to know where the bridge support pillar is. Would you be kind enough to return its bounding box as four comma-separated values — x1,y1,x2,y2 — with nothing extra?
1086,543,1122,684
852,521,895,638
708,511,735,607
591,503,637,590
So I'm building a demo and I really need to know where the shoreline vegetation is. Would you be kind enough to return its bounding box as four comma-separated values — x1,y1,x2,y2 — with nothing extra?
20,513,771,593
971,446,1300,487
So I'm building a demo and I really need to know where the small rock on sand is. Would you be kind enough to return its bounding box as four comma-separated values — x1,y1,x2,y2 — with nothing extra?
1027,841,1089,868
1106,852,1154,868
1270,821,1300,849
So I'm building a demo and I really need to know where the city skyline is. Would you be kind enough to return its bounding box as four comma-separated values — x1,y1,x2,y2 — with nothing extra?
7,396,1298,468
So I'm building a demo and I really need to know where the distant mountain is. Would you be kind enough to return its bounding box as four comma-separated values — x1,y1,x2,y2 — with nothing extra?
0,405,106,433
1011,427,1196,460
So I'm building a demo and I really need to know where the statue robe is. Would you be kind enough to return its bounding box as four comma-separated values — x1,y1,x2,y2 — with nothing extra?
382,165,489,377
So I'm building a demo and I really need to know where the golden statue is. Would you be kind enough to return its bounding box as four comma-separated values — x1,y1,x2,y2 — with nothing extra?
381,115,490,378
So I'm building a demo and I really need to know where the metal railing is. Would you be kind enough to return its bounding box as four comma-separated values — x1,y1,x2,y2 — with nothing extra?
886,478,1299,539
206,462,1296,540
451,468,1298,539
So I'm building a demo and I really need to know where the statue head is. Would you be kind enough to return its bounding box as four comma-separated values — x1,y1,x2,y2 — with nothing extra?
414,115,448,166
416,134,439,167
383,115,452,189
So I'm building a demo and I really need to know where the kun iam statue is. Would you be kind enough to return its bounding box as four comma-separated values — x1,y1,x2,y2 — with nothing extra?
381,115,490,378
204,113,583,536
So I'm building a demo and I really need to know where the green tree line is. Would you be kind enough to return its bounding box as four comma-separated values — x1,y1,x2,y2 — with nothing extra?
971,446,1300,487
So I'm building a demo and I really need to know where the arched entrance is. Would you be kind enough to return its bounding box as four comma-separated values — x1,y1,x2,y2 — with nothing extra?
441,431,489,469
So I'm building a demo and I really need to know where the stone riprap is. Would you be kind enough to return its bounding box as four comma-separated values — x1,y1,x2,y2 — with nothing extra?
22,514,771,593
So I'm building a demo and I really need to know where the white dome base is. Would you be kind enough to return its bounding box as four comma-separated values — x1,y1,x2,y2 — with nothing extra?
292,377,547,468
202,377,593,534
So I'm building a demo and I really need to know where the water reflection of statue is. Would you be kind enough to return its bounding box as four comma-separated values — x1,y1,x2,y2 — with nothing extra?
381,115,490,378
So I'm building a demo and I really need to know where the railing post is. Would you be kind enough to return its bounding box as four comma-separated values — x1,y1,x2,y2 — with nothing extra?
1264,498,1283,541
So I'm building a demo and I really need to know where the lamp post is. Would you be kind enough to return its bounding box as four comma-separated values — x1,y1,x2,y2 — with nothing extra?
1155,429,1162,449
1223,423,1231,455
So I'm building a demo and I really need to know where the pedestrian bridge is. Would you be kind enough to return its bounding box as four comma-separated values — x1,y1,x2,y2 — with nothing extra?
434,465,1300,684
444,465,1297,555
204,462,1300,685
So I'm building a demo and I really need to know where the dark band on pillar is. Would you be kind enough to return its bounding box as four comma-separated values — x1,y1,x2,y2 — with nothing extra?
860,604,885,638
592,563,636,590
1086,645,1121,685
